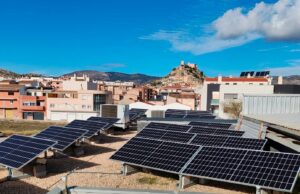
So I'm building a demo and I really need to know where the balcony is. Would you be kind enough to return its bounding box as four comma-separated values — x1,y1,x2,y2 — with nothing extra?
20,105,45,111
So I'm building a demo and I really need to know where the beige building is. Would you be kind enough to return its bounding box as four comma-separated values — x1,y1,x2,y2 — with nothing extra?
47,90,112,121
62,74,97,91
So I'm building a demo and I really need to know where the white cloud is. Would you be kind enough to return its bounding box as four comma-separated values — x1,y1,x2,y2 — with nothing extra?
142,0,300,55
214,0,300,41
266,59,300,75
141,30,258,55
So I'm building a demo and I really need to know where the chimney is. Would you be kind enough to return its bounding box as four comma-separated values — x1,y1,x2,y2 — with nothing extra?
180,60,185,65
278,76,283,85
217,75,222,83
247,73,251,78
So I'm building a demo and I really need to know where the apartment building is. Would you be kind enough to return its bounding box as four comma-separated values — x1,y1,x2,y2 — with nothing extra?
20,87,53,120
98,81,135,103
0,83,23,119
47,90,112,121
198,75,274,118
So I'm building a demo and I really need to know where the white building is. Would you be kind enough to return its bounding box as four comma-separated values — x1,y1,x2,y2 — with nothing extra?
47,90,112,121
197,75,274,119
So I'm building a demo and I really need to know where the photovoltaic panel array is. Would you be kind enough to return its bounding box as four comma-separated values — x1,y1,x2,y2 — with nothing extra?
189,121,232,129
111,137,199,173
65,119,111,138
182,147,300,192
188,126,244,137
34,126,88,151
87,117,119,125
138,128,265,150
0,135,56,169
146,122,191,132
165,109,215,119
112,137,300,192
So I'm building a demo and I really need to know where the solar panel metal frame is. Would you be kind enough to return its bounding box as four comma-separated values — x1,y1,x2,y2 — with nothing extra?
0,135,57,169
181,147,300,193
34,126,88,152
65,120,111,138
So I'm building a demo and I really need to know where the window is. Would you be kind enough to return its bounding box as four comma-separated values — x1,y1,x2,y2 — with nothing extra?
10,100,13,105
87,105,91,109
93,94,106,111
225,83,230,85
8,91,14,95
82,105,86,109
233,83,237,85
50,104,55,108
249,83,253,85
260,83,264,85
224,93,238,100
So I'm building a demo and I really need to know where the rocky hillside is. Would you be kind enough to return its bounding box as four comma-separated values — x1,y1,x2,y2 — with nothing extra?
0,69,42,78
153,62,204,87
63,70,160,84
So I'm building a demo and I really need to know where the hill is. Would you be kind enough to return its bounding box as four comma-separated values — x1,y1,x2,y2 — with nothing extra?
63,70,160,84
152,61,205,87
0,69,42,78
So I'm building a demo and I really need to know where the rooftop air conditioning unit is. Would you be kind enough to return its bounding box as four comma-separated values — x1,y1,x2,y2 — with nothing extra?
100,104,129,129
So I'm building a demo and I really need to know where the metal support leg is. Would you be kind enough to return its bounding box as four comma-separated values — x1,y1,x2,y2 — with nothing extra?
178,175,198,189
7,168,12,180
122,163,138,176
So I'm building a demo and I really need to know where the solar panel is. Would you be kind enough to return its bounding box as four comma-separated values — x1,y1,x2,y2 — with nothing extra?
231,151,300,192
223,136,267,150
129,108,147,121
65,120,110,138
110,137,162,165
189,121,232,129
137,128,194,143
189,126,244,137
0,135,56,169
87,117,119,124
213,129,244,137
111,137,199,173
190,135,228,147
184,115,216,119
166,124,191,132
146,122,168,130
34,126,88,151
137,128,167,139
146,122,191,132
240,72,246,77
182,147,248,180
141,141,199,173
183,147,300,192
165,114,186,118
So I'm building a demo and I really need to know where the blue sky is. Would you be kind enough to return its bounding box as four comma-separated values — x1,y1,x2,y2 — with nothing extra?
0,0,300,77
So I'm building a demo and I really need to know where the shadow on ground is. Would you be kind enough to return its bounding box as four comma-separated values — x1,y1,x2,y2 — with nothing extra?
0,180,48,194
46,157,98,174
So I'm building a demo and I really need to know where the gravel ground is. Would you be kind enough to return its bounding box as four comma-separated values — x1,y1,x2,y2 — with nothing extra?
0,130,254,194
